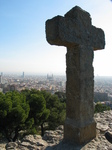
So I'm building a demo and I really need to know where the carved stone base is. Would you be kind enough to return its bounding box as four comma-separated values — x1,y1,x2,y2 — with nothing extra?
64,119,96,144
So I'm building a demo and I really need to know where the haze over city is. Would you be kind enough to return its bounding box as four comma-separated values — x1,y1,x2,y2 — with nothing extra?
0,0,112,76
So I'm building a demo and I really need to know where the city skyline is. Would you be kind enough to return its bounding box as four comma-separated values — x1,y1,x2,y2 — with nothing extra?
0,0,112,76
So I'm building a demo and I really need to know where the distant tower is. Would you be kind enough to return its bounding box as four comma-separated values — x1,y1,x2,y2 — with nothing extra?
0,75,2,84
22,72,24,78
52,74,53,79
47,73,53,81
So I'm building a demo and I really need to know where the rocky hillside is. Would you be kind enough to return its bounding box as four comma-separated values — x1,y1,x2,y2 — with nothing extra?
1,110,112,150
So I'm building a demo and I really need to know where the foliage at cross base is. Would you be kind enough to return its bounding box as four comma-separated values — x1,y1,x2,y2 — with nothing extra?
94,102,111,113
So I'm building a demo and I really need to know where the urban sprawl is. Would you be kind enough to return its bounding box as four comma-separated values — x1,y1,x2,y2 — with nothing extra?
0,73,112,109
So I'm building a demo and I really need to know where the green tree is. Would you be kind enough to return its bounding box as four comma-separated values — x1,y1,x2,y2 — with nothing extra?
49,95,66,129
55,91,66,103
22,89,66,135
22,90,50,136
94,102,110,113
42,91,66,130
0,91,31,142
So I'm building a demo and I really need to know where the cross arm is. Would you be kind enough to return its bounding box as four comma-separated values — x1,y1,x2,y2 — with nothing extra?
46,14,105,50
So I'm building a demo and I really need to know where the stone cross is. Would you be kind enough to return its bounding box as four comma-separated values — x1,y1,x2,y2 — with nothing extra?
46,6,105,144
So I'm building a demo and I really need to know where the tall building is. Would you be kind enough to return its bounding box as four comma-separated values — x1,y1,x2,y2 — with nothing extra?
47,74,53,81
0,75,2,84
22,72,24,78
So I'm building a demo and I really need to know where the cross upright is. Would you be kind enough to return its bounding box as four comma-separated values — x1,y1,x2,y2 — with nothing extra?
46,6,105,144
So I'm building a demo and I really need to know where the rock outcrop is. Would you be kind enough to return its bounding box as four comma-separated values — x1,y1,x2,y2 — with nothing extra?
0,111,112,149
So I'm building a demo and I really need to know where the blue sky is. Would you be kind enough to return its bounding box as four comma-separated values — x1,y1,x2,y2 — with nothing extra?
0,0,112,75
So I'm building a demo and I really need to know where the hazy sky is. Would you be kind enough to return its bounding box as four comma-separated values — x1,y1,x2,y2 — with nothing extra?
0,0,112,75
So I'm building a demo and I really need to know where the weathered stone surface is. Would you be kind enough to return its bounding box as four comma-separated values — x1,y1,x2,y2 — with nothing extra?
43,129,63,145
21,134,48,149
46,6,105,50
66,45,94,122
46,5,105,144
97,123,109,133
64,45,96,143
5,142,18,149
